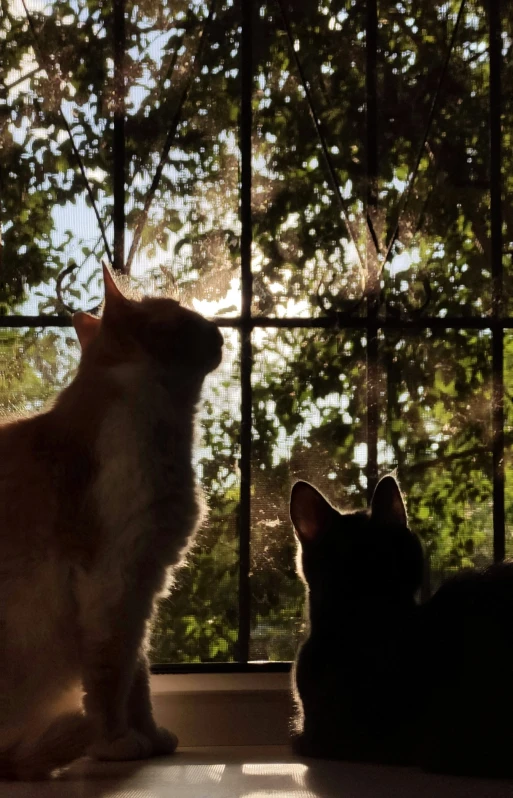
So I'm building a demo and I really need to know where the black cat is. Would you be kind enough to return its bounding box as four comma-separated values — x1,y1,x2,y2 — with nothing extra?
290,476,513,777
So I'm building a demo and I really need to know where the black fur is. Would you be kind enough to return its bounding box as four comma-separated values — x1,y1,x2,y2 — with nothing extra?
290,476,513,777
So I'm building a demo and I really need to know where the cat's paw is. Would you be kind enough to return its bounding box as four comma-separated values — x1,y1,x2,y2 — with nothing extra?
148,727,178,756
89,729,153,761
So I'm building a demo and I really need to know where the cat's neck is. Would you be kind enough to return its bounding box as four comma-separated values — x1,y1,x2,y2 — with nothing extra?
52,359,200,440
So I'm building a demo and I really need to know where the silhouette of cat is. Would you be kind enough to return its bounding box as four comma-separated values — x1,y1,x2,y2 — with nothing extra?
0,265,223,779
290,476,513,777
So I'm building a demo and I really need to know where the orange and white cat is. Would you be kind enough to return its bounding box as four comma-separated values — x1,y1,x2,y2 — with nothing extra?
0,265,223,779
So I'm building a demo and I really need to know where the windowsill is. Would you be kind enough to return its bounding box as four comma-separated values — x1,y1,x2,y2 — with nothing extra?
150,671,294,747
150,670,291,693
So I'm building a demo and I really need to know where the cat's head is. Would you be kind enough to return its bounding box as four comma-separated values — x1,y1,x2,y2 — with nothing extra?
72,264,224,383
290,476,424,606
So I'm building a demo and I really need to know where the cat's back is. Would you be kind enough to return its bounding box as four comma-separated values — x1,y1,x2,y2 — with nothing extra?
419,561,513,683
422,561,513,631
418,562,513,776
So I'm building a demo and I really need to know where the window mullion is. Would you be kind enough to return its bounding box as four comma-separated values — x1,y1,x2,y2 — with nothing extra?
237,0,254,664
113,0,127,274
489,0,505,563
366,0,379,501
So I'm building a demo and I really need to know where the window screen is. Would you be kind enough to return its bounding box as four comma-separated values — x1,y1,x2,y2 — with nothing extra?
1,0,511,666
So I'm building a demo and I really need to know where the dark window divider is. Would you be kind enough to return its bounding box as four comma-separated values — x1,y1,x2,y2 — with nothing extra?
237,0,254,665
6,316,513,331
489,0,505,564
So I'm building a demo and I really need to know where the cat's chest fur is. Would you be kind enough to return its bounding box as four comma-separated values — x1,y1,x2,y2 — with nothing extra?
91,366,202,570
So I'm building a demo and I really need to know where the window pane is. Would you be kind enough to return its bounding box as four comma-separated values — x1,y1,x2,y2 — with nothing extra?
3,0,240,317
251,2,367,318
381,1,492,318
0,328,79,410
250,2,493,320
0,327,241,664
151,328,241,663
250,328,367,660
380,329,493,591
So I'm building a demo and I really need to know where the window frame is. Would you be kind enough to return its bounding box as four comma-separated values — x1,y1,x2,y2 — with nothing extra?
1,0,506,673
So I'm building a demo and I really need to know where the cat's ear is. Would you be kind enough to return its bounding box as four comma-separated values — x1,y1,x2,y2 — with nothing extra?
290,481,335,545
102,262,127,312
73,311,101,351
371,475,407,527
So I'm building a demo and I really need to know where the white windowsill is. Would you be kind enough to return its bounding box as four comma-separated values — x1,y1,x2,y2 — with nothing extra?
150,671,294,747
150,670,291,693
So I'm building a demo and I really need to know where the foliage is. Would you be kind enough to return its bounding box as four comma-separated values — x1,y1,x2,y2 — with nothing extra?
1,0,513,661
0,328,78,411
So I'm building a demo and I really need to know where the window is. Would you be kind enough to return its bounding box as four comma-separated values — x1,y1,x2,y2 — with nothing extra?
1,0,511,669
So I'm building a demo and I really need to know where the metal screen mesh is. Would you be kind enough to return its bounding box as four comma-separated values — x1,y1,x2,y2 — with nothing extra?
1,0,511,665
